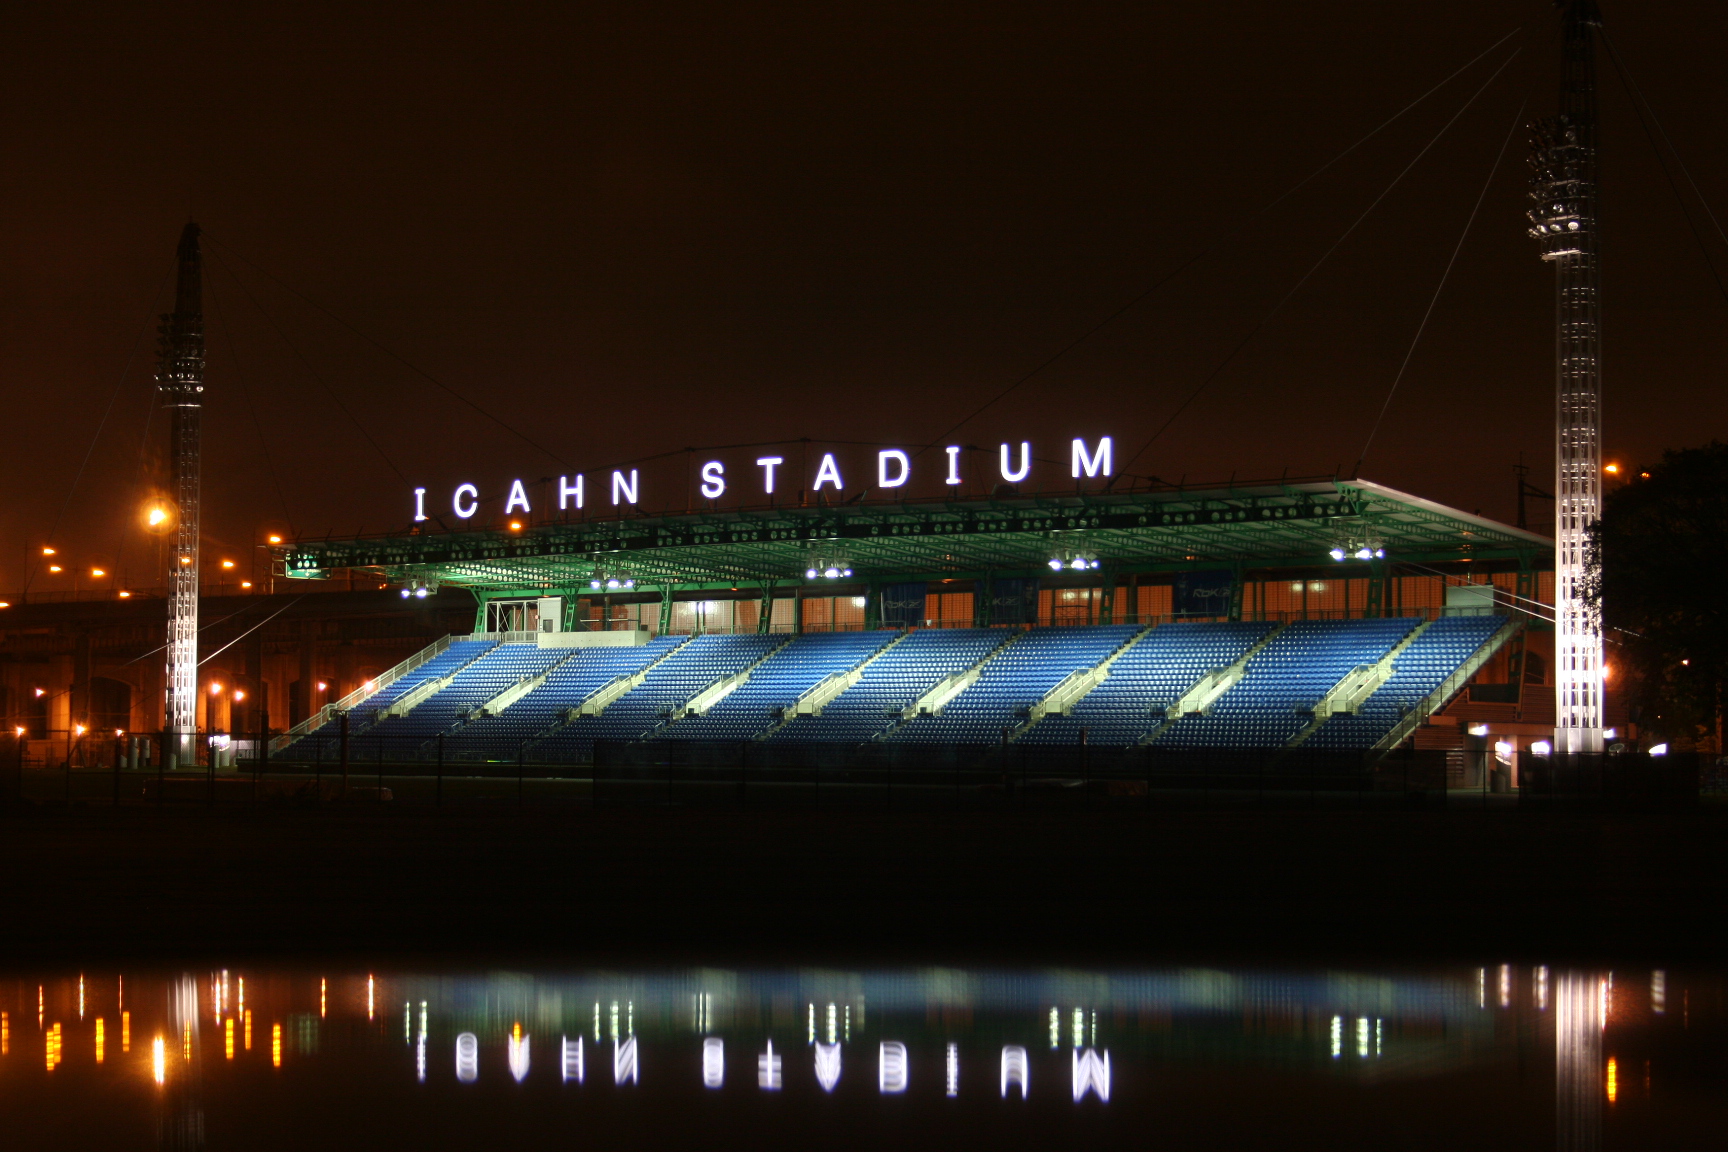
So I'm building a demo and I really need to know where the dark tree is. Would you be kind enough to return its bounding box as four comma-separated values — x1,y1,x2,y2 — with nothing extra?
1589,442,1728,751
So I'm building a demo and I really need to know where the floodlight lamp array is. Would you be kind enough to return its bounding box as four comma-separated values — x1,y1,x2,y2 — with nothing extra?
803,548,853,580
1328,538,1385,563
1047,547,1101,572
589,569,635,591
399,574,440,599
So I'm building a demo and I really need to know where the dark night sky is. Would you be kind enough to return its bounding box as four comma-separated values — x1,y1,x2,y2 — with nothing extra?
3,1,1726,591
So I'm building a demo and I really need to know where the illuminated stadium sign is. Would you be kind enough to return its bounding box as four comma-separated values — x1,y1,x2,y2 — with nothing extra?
413,437,1117,522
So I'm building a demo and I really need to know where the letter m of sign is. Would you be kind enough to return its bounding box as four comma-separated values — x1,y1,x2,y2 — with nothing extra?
1072,1047,1110,1102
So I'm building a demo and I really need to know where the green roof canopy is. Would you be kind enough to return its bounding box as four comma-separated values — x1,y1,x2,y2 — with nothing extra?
282,478,1553,592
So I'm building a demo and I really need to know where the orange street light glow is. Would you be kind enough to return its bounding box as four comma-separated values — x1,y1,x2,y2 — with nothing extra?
209,683,223,695
41,546,56,556
267,534,283,545
118,590,131,598
221,560,235,569
47,565,62,573
147,506,170,527
1604,463,1620,474
91,568,105,578
240,581,252,589
233,690,246,702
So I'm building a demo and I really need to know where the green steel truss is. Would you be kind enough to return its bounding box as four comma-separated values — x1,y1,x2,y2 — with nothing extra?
282,479,1552,592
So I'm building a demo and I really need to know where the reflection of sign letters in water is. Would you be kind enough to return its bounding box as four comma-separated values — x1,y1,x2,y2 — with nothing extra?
1000,1045,1029,1099
455,1032,478,1083
561,1035,583,1083
702,1038,724,1088
946,1043,958,1097
614,1036,638,1085
1072,1048,1110,1102
814,1041,842,1092
758,1040,782,1090
508,1032,530,1083
878,1041,908,1093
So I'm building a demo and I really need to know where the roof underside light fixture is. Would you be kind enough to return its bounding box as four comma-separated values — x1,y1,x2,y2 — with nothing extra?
1047,547,1101,572
588,569,635,591
1329,537,1386,562
803,549,853,580
399,573,440,599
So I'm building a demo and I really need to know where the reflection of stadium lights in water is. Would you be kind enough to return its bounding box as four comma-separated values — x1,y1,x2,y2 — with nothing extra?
1001,1045,1029,1098
456,1033,478,1082
152,1036,165,1084
702,1038,724,1088
879,1041,909,1093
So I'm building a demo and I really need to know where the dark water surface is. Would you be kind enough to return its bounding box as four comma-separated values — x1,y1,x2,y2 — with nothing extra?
3,963,1722,1150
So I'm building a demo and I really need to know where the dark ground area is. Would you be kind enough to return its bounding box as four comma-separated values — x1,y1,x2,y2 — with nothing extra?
4,802,1724,968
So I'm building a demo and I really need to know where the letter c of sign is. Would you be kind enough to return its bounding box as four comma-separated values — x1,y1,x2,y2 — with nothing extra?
453,483,479,519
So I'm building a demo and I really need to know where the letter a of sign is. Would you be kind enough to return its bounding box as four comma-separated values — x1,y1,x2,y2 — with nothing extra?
561,1035,584,1083
1000,1045,1029,1099
814,1041,842,1093
878,1041,908,1094
614,1036,638,1085
508,1031,530,1083
1071,1048,1110,1103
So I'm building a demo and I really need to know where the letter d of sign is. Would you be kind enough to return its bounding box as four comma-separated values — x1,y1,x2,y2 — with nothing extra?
878,449,910,488
878,1041,909,1094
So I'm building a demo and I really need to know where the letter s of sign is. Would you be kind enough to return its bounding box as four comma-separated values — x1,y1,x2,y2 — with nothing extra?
700,461,726,500
453,484,479,519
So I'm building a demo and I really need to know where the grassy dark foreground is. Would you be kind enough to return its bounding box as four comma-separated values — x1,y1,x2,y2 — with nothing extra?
3,794,1724,968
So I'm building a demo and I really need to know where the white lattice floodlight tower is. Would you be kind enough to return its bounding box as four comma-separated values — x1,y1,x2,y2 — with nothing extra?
1528,1,1605,754
158,223,204,766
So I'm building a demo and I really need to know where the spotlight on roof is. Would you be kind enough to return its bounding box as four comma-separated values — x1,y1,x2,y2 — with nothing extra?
806,568,819,579
1048,558,1063,571
1329,547,1346,562
414,587,429,598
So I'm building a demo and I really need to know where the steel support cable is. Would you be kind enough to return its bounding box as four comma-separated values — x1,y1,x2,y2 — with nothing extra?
1395,558,1555,620
206,247,411,487
1357,89,1535,469
205,264,296,534
1601,30,1728,310
1117,46,1525,479
919,26,1523,454
203,232,573,469
27,258,177,597
196,593,313,667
